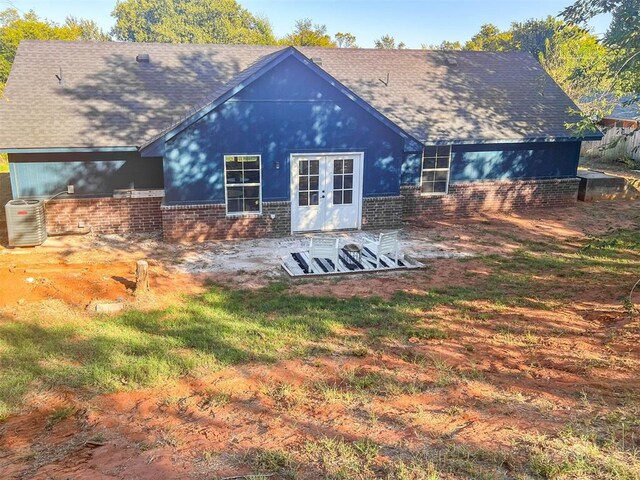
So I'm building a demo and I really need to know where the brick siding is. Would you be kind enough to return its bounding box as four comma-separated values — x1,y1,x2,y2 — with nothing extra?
401,178,580,219
362,195,403,230
44,197,163,235
161,201,291,242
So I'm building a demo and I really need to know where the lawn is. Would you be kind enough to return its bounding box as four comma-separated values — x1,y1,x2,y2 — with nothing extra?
1,209,639,478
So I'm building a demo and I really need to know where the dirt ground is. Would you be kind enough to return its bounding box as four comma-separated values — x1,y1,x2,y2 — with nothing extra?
1,200,640,479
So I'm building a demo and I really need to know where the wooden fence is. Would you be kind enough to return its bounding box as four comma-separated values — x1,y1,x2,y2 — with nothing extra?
581,127,640,161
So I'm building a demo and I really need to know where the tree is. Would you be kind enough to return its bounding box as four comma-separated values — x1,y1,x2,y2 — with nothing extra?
111,0,275,44
562,0,640,126
334,32,357,48
65,16,111,41
464,24,513,51
540,26,615,111
422,40,463,50
510,16,563,57
0,9,105,91
374,35,405,49
461,18,564,57
280,18,335,47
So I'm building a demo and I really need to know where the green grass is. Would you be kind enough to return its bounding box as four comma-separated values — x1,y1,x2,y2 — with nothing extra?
0,153,7,173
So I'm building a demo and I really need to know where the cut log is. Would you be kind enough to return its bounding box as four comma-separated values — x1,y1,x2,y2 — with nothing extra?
135,260,149,295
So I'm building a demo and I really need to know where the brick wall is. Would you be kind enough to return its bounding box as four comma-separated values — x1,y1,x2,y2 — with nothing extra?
362,195,403,230
44,197,163,235
161,201,291,242
401,178,580,219
3,176,582,244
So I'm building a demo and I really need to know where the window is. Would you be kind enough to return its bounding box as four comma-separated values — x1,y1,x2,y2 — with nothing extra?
224,155,261,214
421,145,451,194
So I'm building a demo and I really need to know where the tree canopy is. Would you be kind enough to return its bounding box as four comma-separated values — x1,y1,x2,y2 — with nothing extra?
334,32,357,48
374,35,405,49
461,17,563,56
111,0,275,44
280,18,335,47
563,0,639,94
0,9,108,91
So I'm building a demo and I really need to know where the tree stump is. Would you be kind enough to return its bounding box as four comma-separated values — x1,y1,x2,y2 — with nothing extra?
135,260,149,296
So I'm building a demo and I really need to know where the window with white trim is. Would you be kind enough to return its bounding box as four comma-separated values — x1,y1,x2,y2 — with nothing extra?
224,155,261,214
421,145,451,194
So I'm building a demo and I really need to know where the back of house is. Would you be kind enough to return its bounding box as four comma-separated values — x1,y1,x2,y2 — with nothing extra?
0,41,602,241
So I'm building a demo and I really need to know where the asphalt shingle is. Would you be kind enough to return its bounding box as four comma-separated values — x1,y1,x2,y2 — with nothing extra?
0,40,586,150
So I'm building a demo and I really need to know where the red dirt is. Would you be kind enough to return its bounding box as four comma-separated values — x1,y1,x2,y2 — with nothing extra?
1,200,640,478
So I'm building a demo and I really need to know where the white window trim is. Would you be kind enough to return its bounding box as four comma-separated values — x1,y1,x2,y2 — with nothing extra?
223,154,262,216
420,145,451,196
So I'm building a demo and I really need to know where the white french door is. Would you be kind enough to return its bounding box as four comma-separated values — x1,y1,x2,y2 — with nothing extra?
291,153,363,233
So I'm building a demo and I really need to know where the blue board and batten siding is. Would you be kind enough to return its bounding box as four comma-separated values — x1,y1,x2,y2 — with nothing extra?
400,142,582,186
163,55,405,205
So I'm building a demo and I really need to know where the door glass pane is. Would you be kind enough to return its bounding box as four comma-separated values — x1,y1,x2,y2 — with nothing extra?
310,160,319,174
310,192,319,205
300,177,309,190
299,192,308,206
334,191,343,205
344,175,353,189
309,175,319,190
334,159,343,174
343,189,353,204
344,159,353,173
333,176,343,189
300,160,308,175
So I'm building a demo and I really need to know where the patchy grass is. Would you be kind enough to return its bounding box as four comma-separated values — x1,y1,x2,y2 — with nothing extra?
1,225,640,477
2,230,640,418
45,406,76,430
304,437,380,479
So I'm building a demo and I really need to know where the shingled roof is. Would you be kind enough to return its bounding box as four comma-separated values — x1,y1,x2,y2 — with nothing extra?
0,40,596,151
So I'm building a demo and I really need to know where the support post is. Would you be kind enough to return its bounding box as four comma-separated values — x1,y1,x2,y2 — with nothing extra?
135,260,149,296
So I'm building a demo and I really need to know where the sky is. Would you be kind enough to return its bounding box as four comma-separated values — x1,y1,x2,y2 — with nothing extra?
2,0,612,48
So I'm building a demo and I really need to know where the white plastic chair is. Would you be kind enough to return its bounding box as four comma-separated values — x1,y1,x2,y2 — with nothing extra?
309,237,339,273
364,231,400,268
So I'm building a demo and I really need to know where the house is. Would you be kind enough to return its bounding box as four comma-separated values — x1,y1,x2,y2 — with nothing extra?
600,95,639,129
582,95,640,162
0,41,602,241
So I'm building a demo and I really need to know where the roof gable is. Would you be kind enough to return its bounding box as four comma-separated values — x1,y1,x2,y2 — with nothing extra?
140,46,419,156
0,41,601,151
